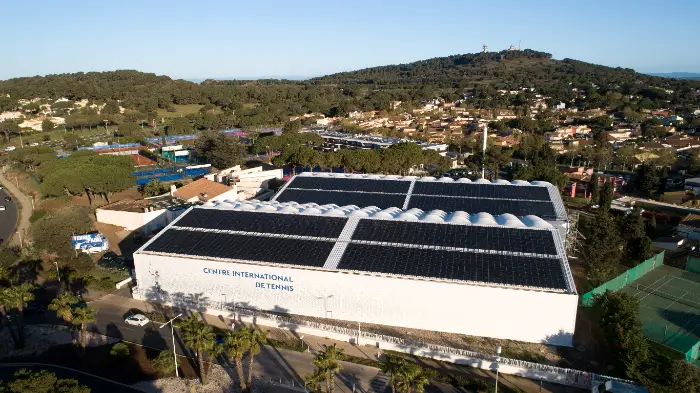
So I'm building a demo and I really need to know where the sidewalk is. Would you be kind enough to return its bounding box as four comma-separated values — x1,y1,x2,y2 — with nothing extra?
0,169,33,247
92,292,584,393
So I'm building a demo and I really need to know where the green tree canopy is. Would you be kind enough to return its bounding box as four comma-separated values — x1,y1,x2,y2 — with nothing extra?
195,132,248,169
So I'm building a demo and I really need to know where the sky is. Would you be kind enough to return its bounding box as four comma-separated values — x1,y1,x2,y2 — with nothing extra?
1,0,699,81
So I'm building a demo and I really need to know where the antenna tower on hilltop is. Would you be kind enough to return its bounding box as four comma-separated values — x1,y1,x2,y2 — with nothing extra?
482,44,489,53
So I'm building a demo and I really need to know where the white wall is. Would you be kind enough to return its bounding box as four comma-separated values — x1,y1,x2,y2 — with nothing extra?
96,208,187,234
134,254,578,346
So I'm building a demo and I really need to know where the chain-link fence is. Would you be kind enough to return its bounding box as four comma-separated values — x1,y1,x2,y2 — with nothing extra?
581,252,664,305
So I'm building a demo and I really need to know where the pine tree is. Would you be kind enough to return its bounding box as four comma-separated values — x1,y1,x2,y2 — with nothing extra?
594,292,649,380
590,172,600,203
583,212,622,283
599,181,614,211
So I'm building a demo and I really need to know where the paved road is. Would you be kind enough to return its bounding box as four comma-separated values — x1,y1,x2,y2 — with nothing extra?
0,188,18,247
0,170,31,247
0,363,143,393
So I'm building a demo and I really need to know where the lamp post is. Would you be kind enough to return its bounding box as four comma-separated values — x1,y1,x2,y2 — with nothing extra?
54,262,60,282
221,293,226,308
494,346,502,393
159,313,183,378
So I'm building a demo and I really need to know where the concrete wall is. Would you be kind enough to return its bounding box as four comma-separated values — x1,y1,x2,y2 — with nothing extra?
133,254,578,345
96,208,187,234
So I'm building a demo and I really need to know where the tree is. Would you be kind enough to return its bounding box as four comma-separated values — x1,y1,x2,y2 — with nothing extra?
594,292,649,379
311,344,345,393
0,120,19,143
599,181,614,211
620,209,653,261
41,119,54,132
223,329,250,393
49,292,79,322
395,363,429,393
195,132,247,169
71,305,97,351
583,213,622,284
0,289,19,347
635,163,660,197
641,119,666,138
305,368,326,393
143,179,166,197
153,351,176,376
614,145,636,171
4,282,35,348
181,314,219,385
115,123,141,138
590,173,600,203
668,360,700,392
244,327,267,390
380,354,410,393
282,120,302,133
0,369,90,393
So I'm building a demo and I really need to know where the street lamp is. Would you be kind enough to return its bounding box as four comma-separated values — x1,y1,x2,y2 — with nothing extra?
54,262,60,282
159,313,183,378
494,346,502,393
221,293,226,307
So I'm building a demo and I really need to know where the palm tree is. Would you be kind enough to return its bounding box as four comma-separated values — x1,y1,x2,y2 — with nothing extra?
395,364,429,393
180,314,217,385
4,282,35,348
0,289,18,347
313,344,345,393
380,354,409,393
48,292,80,344
244,327,268,390
304,368,326,393
49,292,79,322
71,305,97,352
223,329,250,392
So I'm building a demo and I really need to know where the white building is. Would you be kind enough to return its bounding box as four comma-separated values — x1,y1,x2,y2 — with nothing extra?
133,200,577,346
95,195,191,234
0,111,23,122
204,163,283,199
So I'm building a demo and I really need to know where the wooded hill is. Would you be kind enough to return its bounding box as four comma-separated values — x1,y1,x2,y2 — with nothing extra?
1,49,699,118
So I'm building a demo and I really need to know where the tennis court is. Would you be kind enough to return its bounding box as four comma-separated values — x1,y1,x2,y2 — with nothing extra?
621,265,700,361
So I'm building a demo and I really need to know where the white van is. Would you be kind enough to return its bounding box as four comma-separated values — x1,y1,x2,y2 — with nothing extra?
3,146,16,152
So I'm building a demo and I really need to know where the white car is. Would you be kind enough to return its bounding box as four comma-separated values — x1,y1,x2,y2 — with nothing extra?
0,206,5,211
4,146,16,152
124,314,150,326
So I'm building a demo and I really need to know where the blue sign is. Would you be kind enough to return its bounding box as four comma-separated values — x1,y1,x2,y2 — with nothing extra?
71,233,106,249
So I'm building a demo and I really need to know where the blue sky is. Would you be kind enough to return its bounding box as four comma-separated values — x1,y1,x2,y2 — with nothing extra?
1,0,698,80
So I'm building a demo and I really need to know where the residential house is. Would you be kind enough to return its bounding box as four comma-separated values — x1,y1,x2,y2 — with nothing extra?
0,111,23,121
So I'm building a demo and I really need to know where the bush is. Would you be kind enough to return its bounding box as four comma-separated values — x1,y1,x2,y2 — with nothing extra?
153,351,175,376
110,342,130,357
92,276,115,291
29,210,46,223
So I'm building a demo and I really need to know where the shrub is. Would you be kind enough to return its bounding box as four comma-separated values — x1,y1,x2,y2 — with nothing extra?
153,351,175,376
110,342,130,357
29,210,46,223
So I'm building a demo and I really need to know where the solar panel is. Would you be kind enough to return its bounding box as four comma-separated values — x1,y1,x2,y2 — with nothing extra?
276,189,407,209
407,196,557,218
337,244,568,289
351,220,557,255
412,182,551,201
174,209,347,238
144,229,333,267
288,177,411,193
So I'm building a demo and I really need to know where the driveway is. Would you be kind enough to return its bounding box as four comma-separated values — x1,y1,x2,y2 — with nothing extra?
0,187,18,247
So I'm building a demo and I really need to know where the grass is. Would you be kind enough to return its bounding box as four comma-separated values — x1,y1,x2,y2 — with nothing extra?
156,104,204,119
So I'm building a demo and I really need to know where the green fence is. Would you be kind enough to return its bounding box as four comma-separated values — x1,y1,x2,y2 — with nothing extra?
688,256,700,274
581,252,665,306
689,341,700,363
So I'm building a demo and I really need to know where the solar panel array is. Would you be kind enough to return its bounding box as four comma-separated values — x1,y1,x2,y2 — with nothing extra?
142,208,571,291
274,176,563,219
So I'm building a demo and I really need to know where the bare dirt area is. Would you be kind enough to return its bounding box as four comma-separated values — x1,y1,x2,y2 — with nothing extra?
71,186,143,208
95,221,137,255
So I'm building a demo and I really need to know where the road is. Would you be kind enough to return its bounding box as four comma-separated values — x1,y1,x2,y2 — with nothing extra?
0,187,18,247
0,363,143,393
0,170,31,247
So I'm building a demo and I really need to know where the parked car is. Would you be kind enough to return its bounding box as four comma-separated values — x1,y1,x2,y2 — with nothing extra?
124,314,150,326
0,206,5,211
215,333,225,345
4,196,11,202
